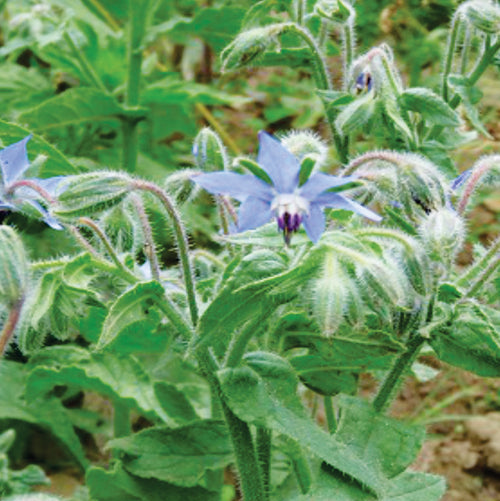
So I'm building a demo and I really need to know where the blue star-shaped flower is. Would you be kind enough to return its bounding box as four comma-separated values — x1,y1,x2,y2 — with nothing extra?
193,131,381,243
0,136,63,229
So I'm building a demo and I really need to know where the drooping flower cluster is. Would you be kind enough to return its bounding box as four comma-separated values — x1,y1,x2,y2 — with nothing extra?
0,136,62,229
193,131,381,244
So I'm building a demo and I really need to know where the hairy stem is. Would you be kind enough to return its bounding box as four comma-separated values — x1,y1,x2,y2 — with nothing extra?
132,181,198,325
0,297,24,357
442,11,460,102
256,427,272,499
373,334,426,413
131,195,161,281
78,217,137,283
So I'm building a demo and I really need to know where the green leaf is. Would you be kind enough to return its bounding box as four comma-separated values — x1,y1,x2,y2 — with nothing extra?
218,352,384,497
334,395,425,478
26,346,170,423
220,222,311,247
195,252,319,354
399,88,461,126
430,302,500,376
97,281,170,353
288,468,446,500
437,283,462,304
0,120,77,176
154,382,200,425
109,421,232,488
19,88,122,131
142,76,250,107
166,7,246,53
87,464,219,501
447,75,492,138
0,360,87,466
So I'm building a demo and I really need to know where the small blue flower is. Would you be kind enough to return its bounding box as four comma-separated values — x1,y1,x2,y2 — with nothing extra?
193,131,381,244
0,135,63,229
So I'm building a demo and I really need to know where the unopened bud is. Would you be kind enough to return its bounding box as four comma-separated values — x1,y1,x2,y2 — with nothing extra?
165,169,198,203
281,130,328,168
315,0,354,24
464,0,500,34
419,208,465,262
193,128,228,172
0,226,28,306
221,24,287,70
55,172,132,218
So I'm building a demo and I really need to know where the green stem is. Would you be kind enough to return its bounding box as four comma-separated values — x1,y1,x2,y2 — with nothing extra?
63,31,108,93
284,24,348,162
458,235,500,287
131,195,161,281
221,400,265,501
0,297,24,357
461,251,500,300
342,22,354,92
442,12,460,102
323,395,337,433
113,400,131,438
122,0,146,172
288,442,312,494
78,217,138,283
296,0,306,25
373,334,425,413
224,320,261,368
256,427,272,499
132,181,198,326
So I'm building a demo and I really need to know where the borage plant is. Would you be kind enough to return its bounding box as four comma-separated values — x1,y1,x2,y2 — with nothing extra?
1,1,500,501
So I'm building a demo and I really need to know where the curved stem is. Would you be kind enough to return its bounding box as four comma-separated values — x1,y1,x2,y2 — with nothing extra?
78,217,138,283
0,297,24,356
373,334,425,413
132,181,198,325
131,195,161,281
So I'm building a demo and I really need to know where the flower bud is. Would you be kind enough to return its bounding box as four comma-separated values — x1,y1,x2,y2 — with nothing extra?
463,0,500,34
315,0,354,24
54,172,132,218
164,169,198,203
419,208,465,262
221,24,287,71
280,130,328,168
193,128,228,172
0,226,28,306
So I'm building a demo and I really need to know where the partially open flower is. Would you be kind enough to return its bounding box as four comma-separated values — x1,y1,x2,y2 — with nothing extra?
193,131,381,244
0,136,63,229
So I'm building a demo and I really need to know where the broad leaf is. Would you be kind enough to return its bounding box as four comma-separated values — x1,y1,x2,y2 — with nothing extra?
108,420,232,488
218,352,384,496
97,281,170,353
154,382,200,425
399,88,461,126
87,464,219,501
0,360,86,466
430,302,500,376
26,346,170,423
19,88,122,131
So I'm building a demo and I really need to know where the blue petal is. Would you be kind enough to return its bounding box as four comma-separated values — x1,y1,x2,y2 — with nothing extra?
238,197,272,231
193,172,273,202
257,131,300,194
23,199,63,230
302,203,325,243
0,136,32,186
299,172,358,201
316,192,382,222
451,169,471,191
